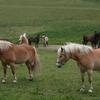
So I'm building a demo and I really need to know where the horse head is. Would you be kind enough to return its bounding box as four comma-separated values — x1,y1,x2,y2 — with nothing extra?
56,47,69,68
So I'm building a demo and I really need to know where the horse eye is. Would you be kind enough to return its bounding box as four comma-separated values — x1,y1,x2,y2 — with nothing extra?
60,55,62,58
59,56,62,58
60,54,64,58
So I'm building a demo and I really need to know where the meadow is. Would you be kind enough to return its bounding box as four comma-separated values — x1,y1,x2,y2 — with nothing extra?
0,49,100,100
0,0,100,100
0,0,100,43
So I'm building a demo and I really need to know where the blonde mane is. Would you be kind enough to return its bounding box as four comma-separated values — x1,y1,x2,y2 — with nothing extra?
61,43,93,54
0,40,12,50
19,33,29,44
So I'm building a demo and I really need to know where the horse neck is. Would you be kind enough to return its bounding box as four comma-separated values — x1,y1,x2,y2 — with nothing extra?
73,54,80,61
68,50,81,61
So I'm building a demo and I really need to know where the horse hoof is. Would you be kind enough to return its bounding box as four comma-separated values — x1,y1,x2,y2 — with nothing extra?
80,88,85,92
28,78,33,81
26,76,33,81
7,65,10,68
88,89,93,93
2,79,6,83
12,80,17,83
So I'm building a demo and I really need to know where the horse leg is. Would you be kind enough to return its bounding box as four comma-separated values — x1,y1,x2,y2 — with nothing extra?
87,69,93,93
10,63,17,83
82,40,87,45
26,62,33,81
97,41,100,48
80,68,86,92
35,43,38,48
1,63,8,83
45,41,47,47
43,42,45,47
91,41,96,48
37,42,39,48
46,41,48,46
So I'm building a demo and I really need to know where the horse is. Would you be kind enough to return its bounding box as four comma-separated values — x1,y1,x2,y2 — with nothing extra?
83,34,93,44
28,34,40,48
0,40,39,83
19,33,29,44
56,42,100,93
42,35,49,47
82,31,100,48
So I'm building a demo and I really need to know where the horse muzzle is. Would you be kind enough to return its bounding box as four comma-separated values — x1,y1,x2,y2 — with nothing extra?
56,62,63,68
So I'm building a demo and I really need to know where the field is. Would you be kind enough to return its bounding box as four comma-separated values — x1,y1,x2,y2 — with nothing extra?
0,0,100,43
0,0,100,100
0,49,100,100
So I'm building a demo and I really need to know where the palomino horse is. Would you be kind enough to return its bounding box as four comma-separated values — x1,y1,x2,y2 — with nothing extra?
19,33,29,44
56,43,100,93
0,40,39,83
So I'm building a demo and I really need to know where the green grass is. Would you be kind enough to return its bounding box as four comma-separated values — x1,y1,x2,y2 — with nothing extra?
0,49,100,100
0,0,100,44
0,0,100,100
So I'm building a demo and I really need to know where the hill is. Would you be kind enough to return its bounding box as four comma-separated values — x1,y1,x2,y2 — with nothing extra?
0,0,100,44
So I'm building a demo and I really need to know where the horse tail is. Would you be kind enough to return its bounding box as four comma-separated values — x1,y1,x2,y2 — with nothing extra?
32,47,40,73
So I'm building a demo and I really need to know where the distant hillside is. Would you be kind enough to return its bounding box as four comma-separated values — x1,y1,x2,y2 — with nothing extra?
0,0,100,44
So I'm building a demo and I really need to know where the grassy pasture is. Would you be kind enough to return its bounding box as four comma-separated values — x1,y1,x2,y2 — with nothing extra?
0,0,100,100
0,49,100,100
0,0,100,44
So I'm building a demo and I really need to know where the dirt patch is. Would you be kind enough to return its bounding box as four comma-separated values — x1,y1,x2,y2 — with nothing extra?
38,45,62,50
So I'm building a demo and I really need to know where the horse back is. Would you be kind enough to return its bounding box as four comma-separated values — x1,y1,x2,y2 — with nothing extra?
14,44,35,53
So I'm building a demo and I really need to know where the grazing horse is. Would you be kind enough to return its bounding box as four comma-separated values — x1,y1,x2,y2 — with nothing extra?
19,33,29,44
56,43,100,93
0,40,39,83
83,31,100,48
28,34,40,48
